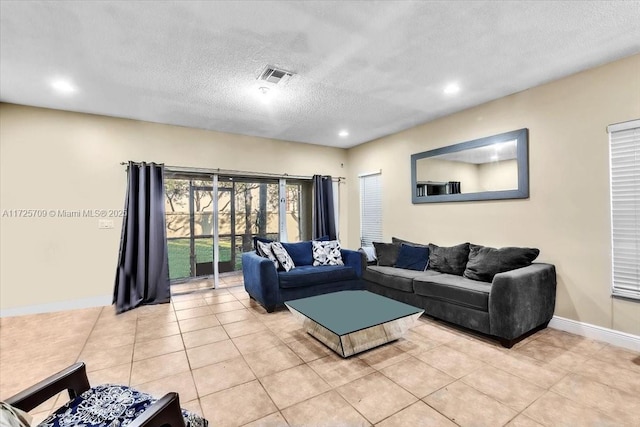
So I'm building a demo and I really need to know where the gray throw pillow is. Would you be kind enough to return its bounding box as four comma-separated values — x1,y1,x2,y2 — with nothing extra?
373,242,400,266
463,244,540,282
392,236,427,247
428,243,470,276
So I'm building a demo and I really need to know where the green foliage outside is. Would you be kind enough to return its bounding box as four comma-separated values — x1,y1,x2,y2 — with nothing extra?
167,238,240,280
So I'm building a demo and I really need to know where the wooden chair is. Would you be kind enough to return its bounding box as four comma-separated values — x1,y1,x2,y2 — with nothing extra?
4,362,206,427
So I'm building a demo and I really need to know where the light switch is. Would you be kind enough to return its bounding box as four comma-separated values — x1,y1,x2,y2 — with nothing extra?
98,219,114,229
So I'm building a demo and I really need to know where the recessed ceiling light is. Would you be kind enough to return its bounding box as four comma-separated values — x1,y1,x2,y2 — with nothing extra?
51,78,77,95
443,82,460,95
338,130,349,137
258,86,271,104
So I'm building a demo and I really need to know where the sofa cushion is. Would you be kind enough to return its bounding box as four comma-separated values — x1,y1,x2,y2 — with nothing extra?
279,265,357,289
253,236,273,252
414,273,492,311
39,384,207,427
271,242,295,272
392,237,427,247
256,241,279,269
373,242,401,266
281,241,313,266
395,244,429,271
364,266,440,293
312,240,344,266
428,243,470,276
463,244,540,282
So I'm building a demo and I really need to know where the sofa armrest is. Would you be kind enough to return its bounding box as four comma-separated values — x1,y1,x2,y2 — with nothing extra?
242,251,280,310
488,263,557,340
341,249,363,278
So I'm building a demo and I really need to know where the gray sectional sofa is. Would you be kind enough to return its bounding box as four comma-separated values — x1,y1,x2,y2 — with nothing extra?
362,239,557,347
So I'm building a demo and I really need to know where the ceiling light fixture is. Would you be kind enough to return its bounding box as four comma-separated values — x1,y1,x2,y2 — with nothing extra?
443,82,460,95
338,130,349,137
51,78,77,95
258,86,271,104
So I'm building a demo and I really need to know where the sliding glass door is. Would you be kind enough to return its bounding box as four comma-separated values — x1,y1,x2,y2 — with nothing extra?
165,173,312,286
165,176,215,282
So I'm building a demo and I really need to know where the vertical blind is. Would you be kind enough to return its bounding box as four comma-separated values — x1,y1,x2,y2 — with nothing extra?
608,119,640,300
360,172,382,247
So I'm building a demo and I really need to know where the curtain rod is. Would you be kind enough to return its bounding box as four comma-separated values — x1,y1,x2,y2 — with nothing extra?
120,162,345,181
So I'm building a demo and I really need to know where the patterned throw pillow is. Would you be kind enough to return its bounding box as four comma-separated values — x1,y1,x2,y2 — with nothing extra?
271,242,295,272
312,240,344,266
256,240,280,269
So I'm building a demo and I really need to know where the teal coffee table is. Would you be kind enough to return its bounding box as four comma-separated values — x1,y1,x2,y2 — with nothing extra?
285,290,424,357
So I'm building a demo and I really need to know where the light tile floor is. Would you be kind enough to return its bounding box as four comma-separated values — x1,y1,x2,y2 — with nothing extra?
1,282,639,427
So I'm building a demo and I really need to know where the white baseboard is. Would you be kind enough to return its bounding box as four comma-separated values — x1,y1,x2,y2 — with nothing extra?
549,315,640,352
0,295,112,318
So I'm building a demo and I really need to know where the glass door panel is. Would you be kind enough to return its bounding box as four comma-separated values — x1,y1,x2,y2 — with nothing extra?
165,176,215,282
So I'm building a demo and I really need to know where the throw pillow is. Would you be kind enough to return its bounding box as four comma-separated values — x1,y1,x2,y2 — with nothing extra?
312,240,344,266
428,243,470,276
281,241,313,266
271,241,295,272
395,243,430,271
253,236,273,252
392,236,427,247
373,242,401,267
256,240,279,269
464,244,540,282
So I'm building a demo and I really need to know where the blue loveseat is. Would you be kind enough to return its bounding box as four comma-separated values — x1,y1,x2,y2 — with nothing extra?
242,240,364,312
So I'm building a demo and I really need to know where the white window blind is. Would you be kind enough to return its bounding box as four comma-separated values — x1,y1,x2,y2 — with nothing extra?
608,119,640,300
360,172,382,247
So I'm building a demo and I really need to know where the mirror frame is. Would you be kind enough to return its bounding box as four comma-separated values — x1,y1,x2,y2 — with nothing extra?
411,128,529,203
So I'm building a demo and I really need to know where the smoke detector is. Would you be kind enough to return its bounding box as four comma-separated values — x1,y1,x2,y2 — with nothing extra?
258,65,295,85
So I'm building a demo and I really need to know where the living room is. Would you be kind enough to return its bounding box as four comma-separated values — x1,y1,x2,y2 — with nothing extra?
1,2,639,427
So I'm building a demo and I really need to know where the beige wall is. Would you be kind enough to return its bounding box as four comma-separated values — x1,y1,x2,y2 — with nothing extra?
0,104,348,310
346,54,640,335
477,159,518,191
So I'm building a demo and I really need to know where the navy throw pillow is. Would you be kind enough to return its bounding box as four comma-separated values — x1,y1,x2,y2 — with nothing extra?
281,241,313,266
395,244,429,271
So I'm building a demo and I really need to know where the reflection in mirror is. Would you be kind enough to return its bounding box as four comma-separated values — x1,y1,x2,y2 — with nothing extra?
416,139,518,195
411,129,528,203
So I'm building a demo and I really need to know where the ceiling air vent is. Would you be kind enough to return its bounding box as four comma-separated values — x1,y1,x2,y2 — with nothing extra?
258,65,294,85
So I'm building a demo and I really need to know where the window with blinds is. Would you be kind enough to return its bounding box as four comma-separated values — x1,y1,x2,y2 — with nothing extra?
360,172,382,247
608,119,640,300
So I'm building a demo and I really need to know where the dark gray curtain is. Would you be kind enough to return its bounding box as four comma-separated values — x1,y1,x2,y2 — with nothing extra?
312,175,337,240
113,162,170,314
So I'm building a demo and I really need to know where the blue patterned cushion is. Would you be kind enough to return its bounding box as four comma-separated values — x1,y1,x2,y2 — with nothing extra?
37,384,207,427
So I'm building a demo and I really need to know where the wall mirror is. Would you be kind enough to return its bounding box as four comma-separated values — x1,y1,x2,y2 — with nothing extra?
411,128,529,203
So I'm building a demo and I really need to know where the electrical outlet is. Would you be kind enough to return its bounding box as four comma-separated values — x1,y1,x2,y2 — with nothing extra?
98,219,114,229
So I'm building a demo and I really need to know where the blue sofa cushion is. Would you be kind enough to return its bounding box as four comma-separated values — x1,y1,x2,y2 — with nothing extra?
281,241,313,266
279,265,358,289
395,244,429,271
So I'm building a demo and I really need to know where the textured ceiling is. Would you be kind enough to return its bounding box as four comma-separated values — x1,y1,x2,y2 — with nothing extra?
1,1,639,148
